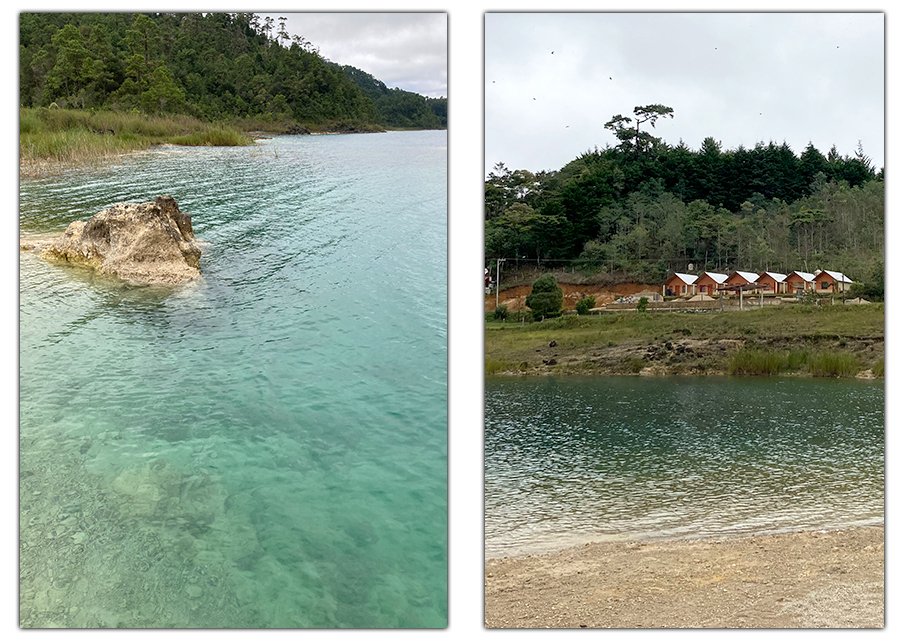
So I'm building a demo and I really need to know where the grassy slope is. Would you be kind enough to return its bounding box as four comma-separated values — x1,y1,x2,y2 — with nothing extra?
485,304,885,377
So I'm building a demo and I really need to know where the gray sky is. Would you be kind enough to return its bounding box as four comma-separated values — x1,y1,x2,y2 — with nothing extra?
485,12,884,176
259,12,447,98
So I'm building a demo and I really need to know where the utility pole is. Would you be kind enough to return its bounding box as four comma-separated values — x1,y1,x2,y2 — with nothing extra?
495,258,506,310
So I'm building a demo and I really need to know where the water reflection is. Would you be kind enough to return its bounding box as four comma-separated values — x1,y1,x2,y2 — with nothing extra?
485,376,884,558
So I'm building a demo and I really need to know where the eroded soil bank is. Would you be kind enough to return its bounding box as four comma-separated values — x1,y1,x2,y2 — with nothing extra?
494,334,884,377
486,281,656,312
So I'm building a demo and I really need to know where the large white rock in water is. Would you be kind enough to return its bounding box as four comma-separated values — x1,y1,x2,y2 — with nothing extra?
39,195,202,286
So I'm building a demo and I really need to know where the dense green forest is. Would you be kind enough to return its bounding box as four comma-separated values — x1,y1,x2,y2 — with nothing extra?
19,12,446,130
341,65,446,129
486,104,883,289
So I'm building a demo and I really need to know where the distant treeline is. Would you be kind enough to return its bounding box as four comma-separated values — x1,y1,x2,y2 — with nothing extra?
341,65,446,129
486,105,883,288
19,12,446,130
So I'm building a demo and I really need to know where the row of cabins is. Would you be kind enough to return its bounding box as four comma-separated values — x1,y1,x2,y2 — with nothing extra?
664,269,854,297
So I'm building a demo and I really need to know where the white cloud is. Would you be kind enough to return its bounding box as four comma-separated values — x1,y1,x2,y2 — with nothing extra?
485,12,884,174
261,13,447,98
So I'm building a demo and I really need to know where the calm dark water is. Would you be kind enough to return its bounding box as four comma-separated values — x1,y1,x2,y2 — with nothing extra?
485,376,884,559
20,131,447,627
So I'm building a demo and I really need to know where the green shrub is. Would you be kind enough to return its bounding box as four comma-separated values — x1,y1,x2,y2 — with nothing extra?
625,357,645,373
493,304,509,321
799,290,824,306
873,358,885,377
636,297,649,313
525,274,563,319
575,296,596,315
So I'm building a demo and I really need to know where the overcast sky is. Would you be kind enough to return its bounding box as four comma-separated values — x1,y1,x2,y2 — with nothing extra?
259,12,447,98
485,12,884,176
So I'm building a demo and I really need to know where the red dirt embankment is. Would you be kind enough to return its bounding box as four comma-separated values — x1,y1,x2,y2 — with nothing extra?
486,282,658,312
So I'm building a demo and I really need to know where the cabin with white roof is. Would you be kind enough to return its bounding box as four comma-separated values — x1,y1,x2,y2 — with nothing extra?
813,270,854,293
721,271,759,295
756,271,788,294
695,272,728,296
663,272,698,297
785,271,816,293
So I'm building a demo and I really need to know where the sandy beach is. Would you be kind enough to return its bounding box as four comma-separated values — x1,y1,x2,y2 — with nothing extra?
485,526,883,628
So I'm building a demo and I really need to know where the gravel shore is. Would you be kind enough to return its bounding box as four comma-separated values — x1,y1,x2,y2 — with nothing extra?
485,526,883,628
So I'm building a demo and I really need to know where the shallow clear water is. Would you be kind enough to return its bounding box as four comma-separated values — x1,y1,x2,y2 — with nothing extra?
485,376,884,559
19,131,447,628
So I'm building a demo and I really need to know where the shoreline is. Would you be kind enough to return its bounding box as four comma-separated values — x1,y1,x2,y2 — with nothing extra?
19,127,446,180
484,517,885,561
485,307,884,378
485,525,884,628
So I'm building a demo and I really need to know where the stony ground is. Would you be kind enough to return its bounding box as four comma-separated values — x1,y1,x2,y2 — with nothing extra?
19,435,255,628
485,526,884,628
518,334,883,377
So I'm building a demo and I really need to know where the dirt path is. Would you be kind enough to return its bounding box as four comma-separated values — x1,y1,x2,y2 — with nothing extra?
485,526,884,628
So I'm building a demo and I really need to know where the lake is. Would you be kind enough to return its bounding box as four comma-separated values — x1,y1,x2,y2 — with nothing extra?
485,376,884,559
19,131,447,628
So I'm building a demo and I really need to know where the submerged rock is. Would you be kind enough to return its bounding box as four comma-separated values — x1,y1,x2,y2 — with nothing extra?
35,195,202,286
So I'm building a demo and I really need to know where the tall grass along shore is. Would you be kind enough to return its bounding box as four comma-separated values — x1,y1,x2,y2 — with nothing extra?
485,303,884,378
20,107,253,178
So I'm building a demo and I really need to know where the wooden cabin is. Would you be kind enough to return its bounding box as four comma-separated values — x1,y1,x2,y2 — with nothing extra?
756,271,788,294
813,270,854,293
664,273,698,297
722,271,759,295
695,272,728,296
785,271,815,293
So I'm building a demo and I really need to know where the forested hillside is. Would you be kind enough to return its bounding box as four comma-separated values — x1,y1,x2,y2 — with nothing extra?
486,104,883,288
341,65,446,129
19,12,445,129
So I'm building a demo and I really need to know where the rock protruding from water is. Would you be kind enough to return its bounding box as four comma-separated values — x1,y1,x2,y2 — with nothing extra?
37,195,202,286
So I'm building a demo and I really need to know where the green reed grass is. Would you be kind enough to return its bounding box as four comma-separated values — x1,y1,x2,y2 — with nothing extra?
807,352,861,378
728,347,862,378
728,348,794,376
20,108,252,175
170,127,253,146
485,358,531,375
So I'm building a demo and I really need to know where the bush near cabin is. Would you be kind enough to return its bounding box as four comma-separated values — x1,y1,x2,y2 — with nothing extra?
526,274,564,319
575,296,596,315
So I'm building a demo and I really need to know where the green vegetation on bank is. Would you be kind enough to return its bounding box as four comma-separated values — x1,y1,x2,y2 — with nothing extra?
485,304,884,378
19,107,253,175
486,103,883,286
727,347,864,378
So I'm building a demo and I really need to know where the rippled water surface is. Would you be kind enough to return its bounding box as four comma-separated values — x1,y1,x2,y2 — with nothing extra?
20,131,447,628
485,376,884,559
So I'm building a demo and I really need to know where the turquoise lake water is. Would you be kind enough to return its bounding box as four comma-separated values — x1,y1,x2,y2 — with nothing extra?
485,376,884,559
19,131,447,628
